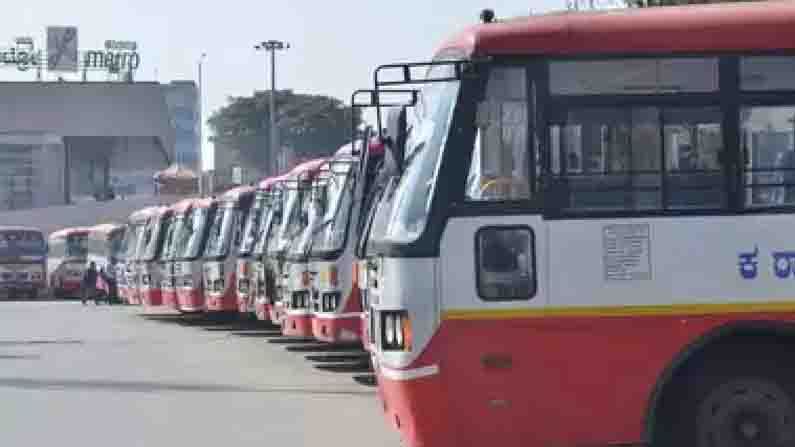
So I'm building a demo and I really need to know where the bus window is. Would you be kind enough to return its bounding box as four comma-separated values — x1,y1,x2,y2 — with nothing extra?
466,67,530,202
663,108,724,209
550,58,718,95
549,107,662,211
741,56,795,91
549,105,725,212
476,226,535,301
742,106,795,207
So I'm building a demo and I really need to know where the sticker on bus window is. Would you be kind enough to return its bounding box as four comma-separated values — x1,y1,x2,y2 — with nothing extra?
602,224,652,281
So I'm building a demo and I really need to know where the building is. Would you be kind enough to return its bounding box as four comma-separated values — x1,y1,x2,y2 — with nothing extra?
0,80,199,211
163,81,201,171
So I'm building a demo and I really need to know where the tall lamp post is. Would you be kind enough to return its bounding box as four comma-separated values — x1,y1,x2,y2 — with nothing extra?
255,40,289,173
197,53,207,170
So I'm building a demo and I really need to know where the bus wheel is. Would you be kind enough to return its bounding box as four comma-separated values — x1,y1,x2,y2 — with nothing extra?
665,350,795,447
697,378,795,447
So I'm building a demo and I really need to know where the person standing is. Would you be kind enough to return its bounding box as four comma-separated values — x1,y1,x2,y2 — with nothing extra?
81,262,98,305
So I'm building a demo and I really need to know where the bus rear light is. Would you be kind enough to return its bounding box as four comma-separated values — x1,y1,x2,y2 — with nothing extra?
352,262,359,288
301,271,311,287
381,311,411,352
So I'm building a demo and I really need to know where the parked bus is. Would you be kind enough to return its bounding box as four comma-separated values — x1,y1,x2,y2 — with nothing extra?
237,176,283,316
367,4,795,447
282,158,331,337
160,199,196,311
202,186,256,314
266,159,327,326
0,226,47,300
138,206,172,307
125,207,164,306
118,213,146,304
87,223,126,302
307,144,364,343
253,178,288,321
48,227,90,299
175,198,217,313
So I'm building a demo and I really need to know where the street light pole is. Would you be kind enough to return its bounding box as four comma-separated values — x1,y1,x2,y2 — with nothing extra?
255,40,289,173
197,53,207,170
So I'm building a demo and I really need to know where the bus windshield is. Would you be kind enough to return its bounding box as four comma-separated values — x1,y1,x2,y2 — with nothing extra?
0,230,46,257
289,177,329,258
239,197,266,256
66,234,89,258
258,189,284,256
109,231,125,260
269,187,302,256
178,207,210,260
310,163,355,256
366,177,399,255
121,225,142,261
379,68,460,244
203,204,236,259
142,215,170,261
162,215,185,261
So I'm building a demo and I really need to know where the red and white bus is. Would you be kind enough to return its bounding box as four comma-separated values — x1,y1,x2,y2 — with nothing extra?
160,199,196,311
48,227,91,299
138,206,172,307
202,186,256,314
368,3,795,447
253,178,288,322
175,198,216,313
279,158,329,336
237,176,284,317
308,143,364,343
123,207,162,305
266,159,327,327
87,223,126,302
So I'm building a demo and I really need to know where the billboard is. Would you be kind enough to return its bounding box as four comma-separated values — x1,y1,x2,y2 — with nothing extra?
46,26,78,72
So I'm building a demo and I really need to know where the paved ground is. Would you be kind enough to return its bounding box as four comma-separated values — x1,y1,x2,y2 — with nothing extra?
0,302,401,447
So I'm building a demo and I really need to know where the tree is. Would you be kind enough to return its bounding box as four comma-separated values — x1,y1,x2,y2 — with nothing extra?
207,90,361,159
568,0,759,9
627,0,760,7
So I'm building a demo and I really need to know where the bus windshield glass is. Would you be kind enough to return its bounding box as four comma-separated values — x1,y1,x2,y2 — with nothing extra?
66,234,89,258
259,189,284,256
269,186,302,256
0,230,46,257
179,207,210,260
289,176,329,258
203,204,236,259
311,163,355,255
121,225,142,261
162,215,185,261
381,66,460,244
239,197,266,256
142,216,170,261
109,231,124,259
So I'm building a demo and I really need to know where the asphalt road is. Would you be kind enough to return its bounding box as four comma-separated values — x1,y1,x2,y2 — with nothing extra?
0,302,401,447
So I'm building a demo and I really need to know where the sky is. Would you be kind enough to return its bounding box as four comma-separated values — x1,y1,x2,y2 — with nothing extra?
1,0,564,170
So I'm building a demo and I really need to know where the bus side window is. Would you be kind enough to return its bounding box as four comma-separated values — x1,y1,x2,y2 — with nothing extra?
475,226,535,301
466,67,530,202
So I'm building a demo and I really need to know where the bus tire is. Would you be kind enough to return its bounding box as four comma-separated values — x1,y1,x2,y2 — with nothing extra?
659,347,795,447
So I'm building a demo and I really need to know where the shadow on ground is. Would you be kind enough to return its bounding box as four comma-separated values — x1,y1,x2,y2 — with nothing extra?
0,377,375,396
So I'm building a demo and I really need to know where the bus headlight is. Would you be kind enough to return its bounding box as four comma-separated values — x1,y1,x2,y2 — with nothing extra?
384,314,396,346
381,311,412,352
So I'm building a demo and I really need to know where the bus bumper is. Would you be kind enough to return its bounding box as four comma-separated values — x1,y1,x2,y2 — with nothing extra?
177,287,205,313
141,287,163,307
312,313,361,344
161,288,179,310
255,299,271,321
282,311,313,337
376,363,449,447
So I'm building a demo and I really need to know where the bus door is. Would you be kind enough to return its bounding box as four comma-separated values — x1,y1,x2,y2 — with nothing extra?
438,64,548,443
